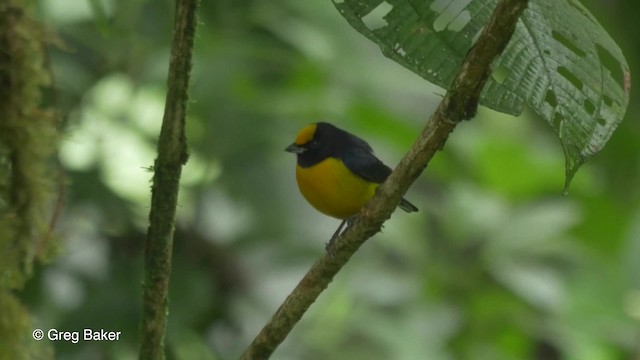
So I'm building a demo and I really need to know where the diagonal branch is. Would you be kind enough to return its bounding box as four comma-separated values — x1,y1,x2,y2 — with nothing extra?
240,0,530,359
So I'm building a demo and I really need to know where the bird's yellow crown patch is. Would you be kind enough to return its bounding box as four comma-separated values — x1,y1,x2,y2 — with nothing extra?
294,123,317,145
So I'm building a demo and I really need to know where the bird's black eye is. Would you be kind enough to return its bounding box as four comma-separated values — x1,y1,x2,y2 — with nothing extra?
309,140,319,148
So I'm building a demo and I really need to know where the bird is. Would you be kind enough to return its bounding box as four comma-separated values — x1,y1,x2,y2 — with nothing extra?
285,122,418,253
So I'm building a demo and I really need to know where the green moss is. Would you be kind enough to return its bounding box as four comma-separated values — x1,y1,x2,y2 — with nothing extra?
0,1,59,358
0,291,53,360
0,0,59,290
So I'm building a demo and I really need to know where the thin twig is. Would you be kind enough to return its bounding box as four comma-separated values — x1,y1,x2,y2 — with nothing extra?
239,0,530,359
138,0,199,359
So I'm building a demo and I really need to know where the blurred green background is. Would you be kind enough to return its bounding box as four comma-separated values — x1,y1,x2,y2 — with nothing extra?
22,0,639,359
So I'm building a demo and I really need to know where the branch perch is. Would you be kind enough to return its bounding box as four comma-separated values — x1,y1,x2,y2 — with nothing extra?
240,0,530,359
139,0,199,359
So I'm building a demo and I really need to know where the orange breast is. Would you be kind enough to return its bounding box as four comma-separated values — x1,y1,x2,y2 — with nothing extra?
295,157,377,219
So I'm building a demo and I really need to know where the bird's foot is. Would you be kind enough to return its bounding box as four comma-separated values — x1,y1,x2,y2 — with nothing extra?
324,217,356,259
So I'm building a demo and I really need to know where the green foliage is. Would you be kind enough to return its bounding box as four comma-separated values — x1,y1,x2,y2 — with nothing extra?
10,0,638,359
332,0,630,187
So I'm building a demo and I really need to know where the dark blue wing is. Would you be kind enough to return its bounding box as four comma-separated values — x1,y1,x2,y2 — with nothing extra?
336,129,419,212
339,143,391,184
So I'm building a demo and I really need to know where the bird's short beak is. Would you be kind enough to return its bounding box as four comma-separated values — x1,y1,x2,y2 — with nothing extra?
284,143,305,154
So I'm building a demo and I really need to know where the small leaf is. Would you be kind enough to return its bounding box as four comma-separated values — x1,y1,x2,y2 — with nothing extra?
332,0,630,188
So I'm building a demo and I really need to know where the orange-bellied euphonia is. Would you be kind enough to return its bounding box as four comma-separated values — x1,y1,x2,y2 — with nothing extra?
285,122,418,249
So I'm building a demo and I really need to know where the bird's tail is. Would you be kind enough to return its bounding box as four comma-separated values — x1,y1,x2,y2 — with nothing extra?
399,198,418,213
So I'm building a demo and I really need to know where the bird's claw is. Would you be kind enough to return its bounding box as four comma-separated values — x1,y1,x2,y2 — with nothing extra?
325,240,336,259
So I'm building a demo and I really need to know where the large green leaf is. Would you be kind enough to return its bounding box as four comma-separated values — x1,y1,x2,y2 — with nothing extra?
332,0,631,188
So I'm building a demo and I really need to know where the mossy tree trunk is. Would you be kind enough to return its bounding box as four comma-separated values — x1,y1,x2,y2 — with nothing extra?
0,1,60,359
